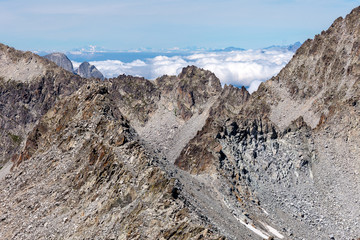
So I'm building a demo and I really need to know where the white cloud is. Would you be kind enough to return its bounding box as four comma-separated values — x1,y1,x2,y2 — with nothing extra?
248,80,263,94
76,49,294,93
72,61,81,69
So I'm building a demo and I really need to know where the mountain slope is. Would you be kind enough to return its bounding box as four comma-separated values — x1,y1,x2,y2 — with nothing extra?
0,44,87,168
1,6,360,240
0,82,223,240
175,6,360,239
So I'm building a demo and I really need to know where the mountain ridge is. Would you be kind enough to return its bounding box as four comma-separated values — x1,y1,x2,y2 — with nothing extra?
175,6,360,239
0,43,87,168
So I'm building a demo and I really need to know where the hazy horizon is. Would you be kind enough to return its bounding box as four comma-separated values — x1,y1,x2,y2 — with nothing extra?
50,43,298,93
1,0,358,52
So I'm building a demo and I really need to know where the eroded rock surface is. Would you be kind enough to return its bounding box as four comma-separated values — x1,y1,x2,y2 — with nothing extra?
0,44,86,168
0,83,223,240
175,6,360,239
1,6,360,240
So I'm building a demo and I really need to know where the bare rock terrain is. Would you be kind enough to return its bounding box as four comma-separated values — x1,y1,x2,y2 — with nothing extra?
0,44,86,168
1,6,360,240
175,6,360,239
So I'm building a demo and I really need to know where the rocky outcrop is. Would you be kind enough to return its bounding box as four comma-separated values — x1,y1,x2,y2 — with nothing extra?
43,52,74,73
175,84,250,174
76,61,104,80
0,44,87,168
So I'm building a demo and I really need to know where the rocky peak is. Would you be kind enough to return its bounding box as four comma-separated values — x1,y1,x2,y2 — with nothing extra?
178,65,222,95
43,52,74,73
173,66,221,120
109,74,160,124
77,61,104,80
154,66,222,96
260,6,360,130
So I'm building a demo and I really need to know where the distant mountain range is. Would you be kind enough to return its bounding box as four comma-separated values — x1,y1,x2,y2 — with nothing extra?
264,41,302,52
35,42,302,63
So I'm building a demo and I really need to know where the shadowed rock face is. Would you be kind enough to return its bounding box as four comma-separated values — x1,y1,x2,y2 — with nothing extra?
1,6,360,240
77,61,104,80
43,52,74,73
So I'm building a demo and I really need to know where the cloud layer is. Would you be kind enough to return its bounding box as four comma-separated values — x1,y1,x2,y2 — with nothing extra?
73,49,294,93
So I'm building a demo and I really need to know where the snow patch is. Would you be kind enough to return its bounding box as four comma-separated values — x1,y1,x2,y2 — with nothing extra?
261,207,269,215
260,221,285,239
237,217,270,239
265,225,284,239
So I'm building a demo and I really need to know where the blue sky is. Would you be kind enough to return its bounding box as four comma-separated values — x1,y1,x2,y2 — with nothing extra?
0,0,359,51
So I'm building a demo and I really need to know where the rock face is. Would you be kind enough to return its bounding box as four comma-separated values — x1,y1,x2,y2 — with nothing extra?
1,6,360,240
0,44,86,168
175,6,360,239
43,52,75,73
77,61,104,80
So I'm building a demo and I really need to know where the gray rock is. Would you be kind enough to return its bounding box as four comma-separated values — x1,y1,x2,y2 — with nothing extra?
0,43,86,169
76,61,104,80
43,52,74,73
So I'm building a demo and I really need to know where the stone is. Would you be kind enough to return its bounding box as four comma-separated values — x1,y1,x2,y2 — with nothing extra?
76,61,104,80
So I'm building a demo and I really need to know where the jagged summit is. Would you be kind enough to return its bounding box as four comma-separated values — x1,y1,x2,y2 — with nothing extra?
1,6,360,240
76,61,104,80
